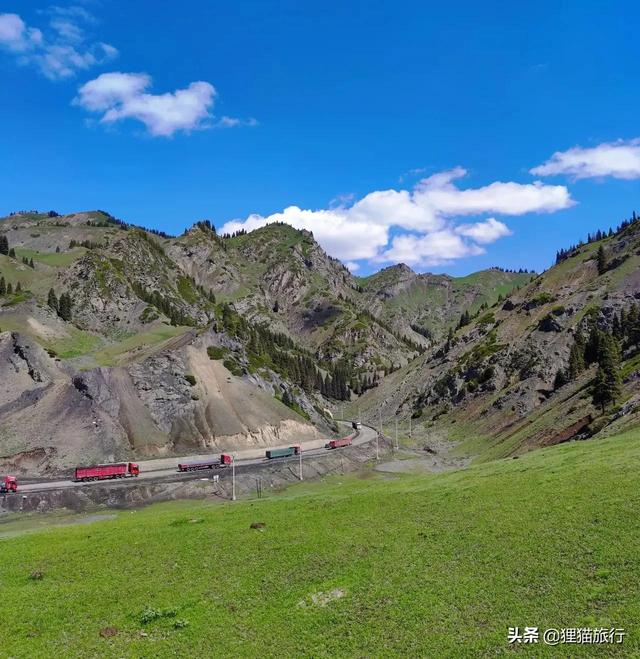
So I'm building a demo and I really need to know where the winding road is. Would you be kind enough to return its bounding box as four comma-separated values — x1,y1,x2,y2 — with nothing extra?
16,422,379,494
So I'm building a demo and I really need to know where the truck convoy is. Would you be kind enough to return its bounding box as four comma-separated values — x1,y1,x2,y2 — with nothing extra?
178,454,232,471
74,462,140,482
1,475,17,493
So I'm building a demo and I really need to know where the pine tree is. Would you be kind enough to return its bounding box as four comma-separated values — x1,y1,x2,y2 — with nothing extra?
554,369,569,390
0,235,8,255
597,245,608,275
29,258,34,268
6,283,12,295
282,389,291,407
568,334,585,379
592,334,621,413
0,277,5,295
8,248,15,259
58,292,72,321
47,288,58,312
15,281,21,293
444,327,454,353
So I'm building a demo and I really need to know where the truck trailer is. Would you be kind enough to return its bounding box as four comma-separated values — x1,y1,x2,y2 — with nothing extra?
178,454,232,471
74,462,139,482
265,446,300,459
326,437,353,449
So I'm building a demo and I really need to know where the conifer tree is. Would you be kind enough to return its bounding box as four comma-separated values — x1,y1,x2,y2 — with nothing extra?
15,281,21,293
568,334,586,379
0,277,5,295
0,235,8,255
8,248,15,259
597,245,608,275
58,292,72,321
592,336,621,413
6,282,12,295
47,288,58,312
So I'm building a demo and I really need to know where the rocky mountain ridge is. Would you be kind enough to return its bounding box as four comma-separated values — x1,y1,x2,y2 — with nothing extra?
2,206,630,473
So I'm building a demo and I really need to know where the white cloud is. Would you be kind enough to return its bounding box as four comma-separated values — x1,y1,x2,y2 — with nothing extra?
416,167,574,215
382,230,485,266
75,72,219,137
531,139,640,180
0,10,116,79
0,13,42,51
345,261,360,272
220,169,573,268
455,217,512,244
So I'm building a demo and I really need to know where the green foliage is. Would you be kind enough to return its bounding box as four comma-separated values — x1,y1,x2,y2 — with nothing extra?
207,346,228,360
131,281,196,327
139,306,160,324
527,292,555,307
47,288,58,313
223,358,243,377
592,335,621,413
476,311,495,327
177,276,199,304
0,234,8,255
58,292,72,322
597,245,608,275
184,374,197,387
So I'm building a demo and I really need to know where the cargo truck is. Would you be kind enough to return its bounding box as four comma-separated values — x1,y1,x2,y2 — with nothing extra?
74,462,140,482
0,475,17,493
178,454,232,471
265,446,300,459
326,437,353,449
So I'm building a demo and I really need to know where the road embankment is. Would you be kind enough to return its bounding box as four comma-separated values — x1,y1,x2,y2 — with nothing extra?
0,437,389,515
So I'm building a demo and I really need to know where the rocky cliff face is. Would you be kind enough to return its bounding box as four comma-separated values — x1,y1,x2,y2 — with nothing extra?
0,327,326,476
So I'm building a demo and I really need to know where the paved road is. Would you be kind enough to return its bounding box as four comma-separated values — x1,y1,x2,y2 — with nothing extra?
18,423,378,494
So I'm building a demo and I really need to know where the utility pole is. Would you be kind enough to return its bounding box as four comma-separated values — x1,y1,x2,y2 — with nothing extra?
299,445,303,481
409,415,412,440
395,417,399,450
232,453,236,501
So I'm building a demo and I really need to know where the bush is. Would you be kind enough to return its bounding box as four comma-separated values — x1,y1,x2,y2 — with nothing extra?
223,358,243,377
207,346,228,360
184,374,196,386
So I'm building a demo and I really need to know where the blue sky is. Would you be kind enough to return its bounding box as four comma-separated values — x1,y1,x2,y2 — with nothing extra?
1,1,639,276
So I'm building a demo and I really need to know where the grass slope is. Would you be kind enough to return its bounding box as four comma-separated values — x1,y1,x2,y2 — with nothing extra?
2,429,639,657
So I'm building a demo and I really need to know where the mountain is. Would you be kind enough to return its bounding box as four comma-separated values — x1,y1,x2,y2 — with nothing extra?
351,216,640,460
2,207,635,474
359,263,532,342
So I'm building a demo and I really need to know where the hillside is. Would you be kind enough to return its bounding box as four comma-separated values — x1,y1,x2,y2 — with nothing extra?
0,209,529,473
2,207,639,473
359,263,532,342
351,216,640,460
2,427,639,656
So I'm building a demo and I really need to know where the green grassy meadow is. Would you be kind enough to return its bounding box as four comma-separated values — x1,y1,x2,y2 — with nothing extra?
1,430,639,657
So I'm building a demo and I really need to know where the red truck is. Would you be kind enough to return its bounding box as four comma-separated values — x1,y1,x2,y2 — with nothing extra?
326,437,353,450
178,454,232,472
74,462,139,482
0,476,17,493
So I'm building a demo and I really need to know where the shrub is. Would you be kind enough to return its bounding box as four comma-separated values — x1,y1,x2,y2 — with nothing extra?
223,358,243,377
184,374,196,386
207,346,228,360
